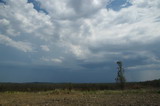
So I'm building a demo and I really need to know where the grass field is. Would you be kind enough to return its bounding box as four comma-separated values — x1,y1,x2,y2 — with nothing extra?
0,89,160,106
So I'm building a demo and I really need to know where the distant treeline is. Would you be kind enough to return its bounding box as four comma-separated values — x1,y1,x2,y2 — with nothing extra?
0,79,159,92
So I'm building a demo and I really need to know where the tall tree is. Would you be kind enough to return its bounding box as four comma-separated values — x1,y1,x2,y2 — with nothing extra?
115,61,126,90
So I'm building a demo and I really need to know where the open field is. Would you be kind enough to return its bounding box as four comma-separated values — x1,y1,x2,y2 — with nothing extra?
0,89,160,106
0,80,159,105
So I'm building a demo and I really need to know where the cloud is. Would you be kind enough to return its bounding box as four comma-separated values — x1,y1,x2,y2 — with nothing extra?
40,45,50,52
41,57,63,63
51,58,62,63
1,0,159,63
127,64,160,70
0,34,33,52
0,0,160,82
0,0,55,42
37,0,107,20
0,18,20,37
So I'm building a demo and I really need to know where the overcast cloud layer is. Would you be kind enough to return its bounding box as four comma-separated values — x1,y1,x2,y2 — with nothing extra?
0,0,160,83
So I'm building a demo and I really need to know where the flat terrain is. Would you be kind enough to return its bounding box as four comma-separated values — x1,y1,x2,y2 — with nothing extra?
0,89,159,106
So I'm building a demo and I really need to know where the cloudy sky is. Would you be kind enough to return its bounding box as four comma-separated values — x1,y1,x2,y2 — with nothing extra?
0,0,160,83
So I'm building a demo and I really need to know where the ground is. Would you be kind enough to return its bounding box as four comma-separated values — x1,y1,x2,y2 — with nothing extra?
0,89,160,106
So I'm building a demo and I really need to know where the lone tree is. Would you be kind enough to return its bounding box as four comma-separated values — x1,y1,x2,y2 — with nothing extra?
115,61,126,90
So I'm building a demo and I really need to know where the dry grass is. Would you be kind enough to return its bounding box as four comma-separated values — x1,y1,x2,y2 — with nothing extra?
0,89,160,106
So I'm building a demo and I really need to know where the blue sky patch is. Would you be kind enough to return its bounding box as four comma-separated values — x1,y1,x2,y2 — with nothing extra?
27,0,48,14
0,0,6,4
106,0,132,11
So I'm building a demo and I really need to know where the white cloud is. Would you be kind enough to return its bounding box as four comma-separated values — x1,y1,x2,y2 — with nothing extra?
0,0,159,57
130,0,160,8
51,58,62,63
40,45,50,52
0,18,20,36
37,0,160,65
37,0,107,20
41,57,63,63
1,0,159,56
0,0,55,41
0,34,33,52
0,18,10,25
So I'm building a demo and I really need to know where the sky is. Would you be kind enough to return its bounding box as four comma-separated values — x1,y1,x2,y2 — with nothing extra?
0,0,160,83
